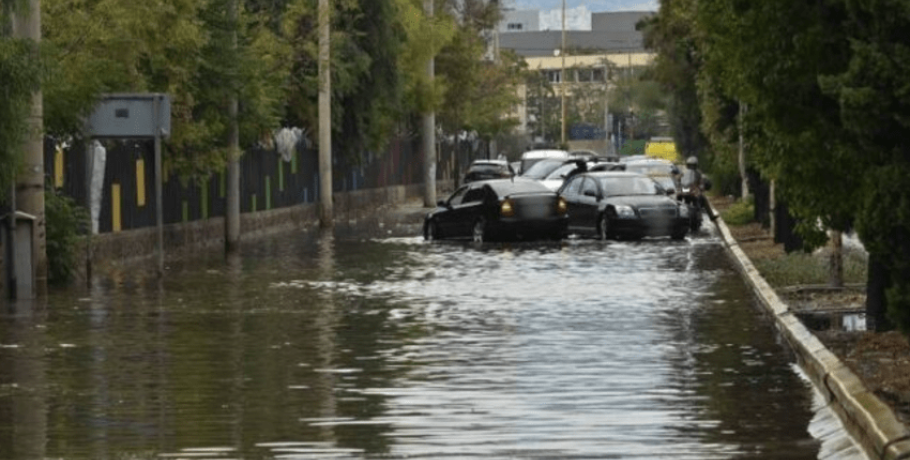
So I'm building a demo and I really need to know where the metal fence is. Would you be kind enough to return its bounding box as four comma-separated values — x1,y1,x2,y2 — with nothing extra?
43,134,485,234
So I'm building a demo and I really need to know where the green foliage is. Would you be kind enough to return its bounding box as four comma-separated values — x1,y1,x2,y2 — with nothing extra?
0,37,42,200
283,0,417,161
45,189,88,286
42,0,289,179
721,198,754,226
397,0,455,115
641,0,707,158
821,0,910,333
696,0,855,246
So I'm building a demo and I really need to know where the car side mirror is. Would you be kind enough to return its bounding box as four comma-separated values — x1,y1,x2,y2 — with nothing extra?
437,200,447,207
665,188,676,196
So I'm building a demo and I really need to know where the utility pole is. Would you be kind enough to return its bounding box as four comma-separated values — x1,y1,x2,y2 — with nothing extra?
225,0,241,254
12,0,45,297
560,0,567,147
318,0,333,226
422,0,436,207
603,63,610,156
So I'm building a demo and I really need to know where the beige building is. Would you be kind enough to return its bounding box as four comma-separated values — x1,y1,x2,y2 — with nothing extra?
511,52,655,138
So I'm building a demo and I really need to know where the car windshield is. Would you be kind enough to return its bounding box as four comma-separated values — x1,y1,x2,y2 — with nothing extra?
598,176,660,196
544,163,579,180
468,164,506,174
625,163,675,176
522,160,565,180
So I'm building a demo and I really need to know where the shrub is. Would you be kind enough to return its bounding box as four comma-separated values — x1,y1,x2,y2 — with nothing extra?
45,190,88,286
754,248,867,287
722,198,754,226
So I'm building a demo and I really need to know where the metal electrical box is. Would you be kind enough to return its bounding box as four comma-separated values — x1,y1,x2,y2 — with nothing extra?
1,211,36,300
86,93,171,138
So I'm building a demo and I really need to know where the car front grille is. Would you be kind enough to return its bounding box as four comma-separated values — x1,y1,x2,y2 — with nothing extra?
638,206,677,219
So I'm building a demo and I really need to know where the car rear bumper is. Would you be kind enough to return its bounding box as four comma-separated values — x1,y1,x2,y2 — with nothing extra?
488,216,568,241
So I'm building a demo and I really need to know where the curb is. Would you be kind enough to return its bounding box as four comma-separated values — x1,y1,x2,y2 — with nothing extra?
712,209,910,460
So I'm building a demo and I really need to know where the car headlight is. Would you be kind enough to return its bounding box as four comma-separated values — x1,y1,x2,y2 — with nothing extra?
615,205,636,218
557,196,568,215
500,199,515,217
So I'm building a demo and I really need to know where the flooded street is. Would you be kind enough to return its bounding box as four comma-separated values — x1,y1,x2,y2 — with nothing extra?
1,216,848,459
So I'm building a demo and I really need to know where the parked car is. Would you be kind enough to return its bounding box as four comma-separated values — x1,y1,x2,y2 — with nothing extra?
539,159,591,191
623,158,682,194
520,157,570,181
557,171,690,240
424,178,568,242
519,149,569,174
568,149,599,161
463,159,514,183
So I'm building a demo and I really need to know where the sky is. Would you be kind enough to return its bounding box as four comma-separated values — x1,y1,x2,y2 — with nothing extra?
506,0,659,30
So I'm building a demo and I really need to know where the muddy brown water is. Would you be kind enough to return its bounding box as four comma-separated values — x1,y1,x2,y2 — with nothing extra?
0,216,862,459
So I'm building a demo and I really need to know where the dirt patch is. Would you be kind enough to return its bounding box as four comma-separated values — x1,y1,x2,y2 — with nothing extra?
710,195,910,427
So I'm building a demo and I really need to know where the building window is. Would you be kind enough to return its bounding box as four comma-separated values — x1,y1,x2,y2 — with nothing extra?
507,23,523,30
544,70,562,83
593,68,605,82
576,68,594,82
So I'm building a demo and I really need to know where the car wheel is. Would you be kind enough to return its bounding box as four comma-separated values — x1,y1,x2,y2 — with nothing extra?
424,220,439,241
598,213,610,241
472,219,486,243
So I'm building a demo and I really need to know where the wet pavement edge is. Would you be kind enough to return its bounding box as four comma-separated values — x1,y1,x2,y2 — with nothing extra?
712,205,910,460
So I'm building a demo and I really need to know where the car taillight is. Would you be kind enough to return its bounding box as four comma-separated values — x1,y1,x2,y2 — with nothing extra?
557,196,568,215
500,199,515,217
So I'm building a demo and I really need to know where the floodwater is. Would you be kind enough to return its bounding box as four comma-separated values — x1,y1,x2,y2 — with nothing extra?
0,214,863,459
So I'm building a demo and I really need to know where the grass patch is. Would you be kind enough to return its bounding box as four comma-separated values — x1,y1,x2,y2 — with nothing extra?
721,198,754,226
753,248,867,287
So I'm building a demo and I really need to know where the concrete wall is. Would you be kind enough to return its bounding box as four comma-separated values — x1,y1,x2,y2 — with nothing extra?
75,182,449,278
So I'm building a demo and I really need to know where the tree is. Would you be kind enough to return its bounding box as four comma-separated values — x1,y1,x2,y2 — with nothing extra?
695,0,854,246
641,1,707,160
0,34,41,200
42,0,289,178
821,0,910,333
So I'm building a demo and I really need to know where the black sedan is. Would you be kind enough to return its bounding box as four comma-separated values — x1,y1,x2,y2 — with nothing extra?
424,179,568,242
557,171,690,240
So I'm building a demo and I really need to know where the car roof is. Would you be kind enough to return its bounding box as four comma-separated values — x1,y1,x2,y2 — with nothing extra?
469,159,509,166
521,149,569,159
576,171,647,179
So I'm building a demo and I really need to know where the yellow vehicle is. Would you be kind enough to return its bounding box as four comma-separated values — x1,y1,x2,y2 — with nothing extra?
644,137,679,163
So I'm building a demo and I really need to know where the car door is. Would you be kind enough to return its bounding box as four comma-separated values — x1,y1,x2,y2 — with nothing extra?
560,176,585,233
453,186,489,236
436,185,469,236
576,177,601,233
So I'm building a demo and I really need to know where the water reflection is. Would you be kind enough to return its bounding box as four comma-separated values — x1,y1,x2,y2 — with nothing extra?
0,298,47,460
0,223,861,459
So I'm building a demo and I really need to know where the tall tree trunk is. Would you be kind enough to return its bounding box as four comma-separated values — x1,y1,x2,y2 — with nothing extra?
828,230,843,288
866,254,893,332
738,102,750,200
